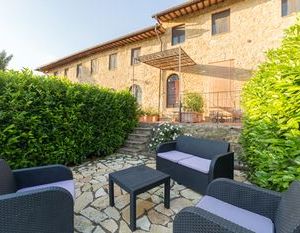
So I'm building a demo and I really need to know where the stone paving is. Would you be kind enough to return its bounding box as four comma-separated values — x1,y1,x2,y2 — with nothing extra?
72,154,246,233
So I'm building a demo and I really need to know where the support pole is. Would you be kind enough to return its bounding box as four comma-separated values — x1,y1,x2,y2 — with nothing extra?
179,47,182,123
132,59,135,96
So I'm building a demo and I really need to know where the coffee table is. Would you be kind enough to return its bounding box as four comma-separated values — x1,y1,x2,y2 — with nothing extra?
109,165,170,231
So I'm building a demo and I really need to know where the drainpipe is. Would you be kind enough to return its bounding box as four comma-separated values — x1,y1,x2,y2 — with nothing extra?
154,18,163,119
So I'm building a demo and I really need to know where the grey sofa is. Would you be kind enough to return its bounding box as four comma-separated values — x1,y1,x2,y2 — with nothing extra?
0,159,74,233
156,136,234,194
174,178,300,233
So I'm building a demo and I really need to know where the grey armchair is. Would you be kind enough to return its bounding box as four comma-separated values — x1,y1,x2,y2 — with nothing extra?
0,159,74,233
174,178,300,233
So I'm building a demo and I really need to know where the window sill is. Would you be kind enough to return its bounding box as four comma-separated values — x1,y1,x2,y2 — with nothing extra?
171,42,185,47
282,11,298,18
131,62,141,66
166,106,180,109
211,31,230,38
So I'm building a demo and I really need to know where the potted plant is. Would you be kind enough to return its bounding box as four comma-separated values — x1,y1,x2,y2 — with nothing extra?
139,107,159,123
181,93,204,123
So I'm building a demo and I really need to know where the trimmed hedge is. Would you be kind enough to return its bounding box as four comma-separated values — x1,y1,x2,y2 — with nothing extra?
241,19,300,191
0,70,138,169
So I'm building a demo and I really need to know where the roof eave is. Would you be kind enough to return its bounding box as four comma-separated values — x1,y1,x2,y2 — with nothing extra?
36,24,166,72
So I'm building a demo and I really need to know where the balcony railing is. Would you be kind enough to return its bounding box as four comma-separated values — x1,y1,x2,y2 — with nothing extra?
179,90,242,124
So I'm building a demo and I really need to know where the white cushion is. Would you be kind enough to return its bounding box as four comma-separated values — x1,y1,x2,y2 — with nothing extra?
196,196,274,233
157,150,193,163
17,180,75,199
178,156,211,174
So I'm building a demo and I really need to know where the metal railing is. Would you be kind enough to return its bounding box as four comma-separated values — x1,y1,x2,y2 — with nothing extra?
179,90,242,124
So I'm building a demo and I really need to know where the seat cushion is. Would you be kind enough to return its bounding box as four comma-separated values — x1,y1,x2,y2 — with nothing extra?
157,150,193,163
196,196,274,233
0,159,16,195
17,180,75,199
178,156,211,174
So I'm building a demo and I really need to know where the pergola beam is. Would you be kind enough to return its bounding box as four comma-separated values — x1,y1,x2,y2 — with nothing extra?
138,47,196,71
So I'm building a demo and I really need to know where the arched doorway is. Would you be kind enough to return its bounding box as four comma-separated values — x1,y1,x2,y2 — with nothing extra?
167,74,179,108
130,84,142,105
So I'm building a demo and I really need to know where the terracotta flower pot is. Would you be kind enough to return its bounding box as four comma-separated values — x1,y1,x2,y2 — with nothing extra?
181,112,203,123
139,115,159,123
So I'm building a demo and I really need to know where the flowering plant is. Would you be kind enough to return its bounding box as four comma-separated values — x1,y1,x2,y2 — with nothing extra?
149,123,184,151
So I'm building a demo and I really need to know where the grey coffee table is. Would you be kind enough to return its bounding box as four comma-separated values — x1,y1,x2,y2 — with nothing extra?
109,165,170,231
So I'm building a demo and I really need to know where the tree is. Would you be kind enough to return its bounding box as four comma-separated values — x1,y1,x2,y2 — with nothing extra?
0,50,13,70
241,18,300,191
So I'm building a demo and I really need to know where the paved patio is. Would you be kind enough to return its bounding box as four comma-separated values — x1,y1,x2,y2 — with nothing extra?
73,154,246,233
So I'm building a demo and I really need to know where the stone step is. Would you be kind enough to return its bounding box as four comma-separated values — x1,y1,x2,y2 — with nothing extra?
133,127,153,135
118,124,155,155
139,122,159,128
118,147,143,155
124,140,148,150
127,133,150,142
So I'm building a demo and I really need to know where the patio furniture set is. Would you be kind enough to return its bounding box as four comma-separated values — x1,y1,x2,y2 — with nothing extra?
0,135,299,233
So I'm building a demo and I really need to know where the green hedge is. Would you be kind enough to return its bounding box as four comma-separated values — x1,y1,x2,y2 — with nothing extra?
0,70,138,169
241,19,300,191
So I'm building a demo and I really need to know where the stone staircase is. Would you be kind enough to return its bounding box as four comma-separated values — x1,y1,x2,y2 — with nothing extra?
118,124,155,155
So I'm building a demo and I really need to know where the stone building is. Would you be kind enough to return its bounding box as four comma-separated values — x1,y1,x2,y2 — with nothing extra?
37,0,298,121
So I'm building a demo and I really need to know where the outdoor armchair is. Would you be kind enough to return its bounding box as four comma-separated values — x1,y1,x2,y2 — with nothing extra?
0,159,74,233
156,136,234,193
174,178,300,233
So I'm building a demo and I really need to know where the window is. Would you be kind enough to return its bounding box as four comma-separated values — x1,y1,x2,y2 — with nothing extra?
212,9,230,35
91,59,98,74
131,48,141,65
167,74,180,108
53,71,58,76
64,68,69,77
76,64,82,78
282,0,300,16
109,53,117,70
129,84,142,105
172,25,185,46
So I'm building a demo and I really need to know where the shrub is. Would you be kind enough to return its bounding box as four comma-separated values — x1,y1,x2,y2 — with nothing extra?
149,123,185,151
241,19,300,191
184,93,204,113
0,70,138,169
140,107,159,116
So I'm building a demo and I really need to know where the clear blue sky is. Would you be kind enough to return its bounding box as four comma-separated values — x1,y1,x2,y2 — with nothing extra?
0,0,183,70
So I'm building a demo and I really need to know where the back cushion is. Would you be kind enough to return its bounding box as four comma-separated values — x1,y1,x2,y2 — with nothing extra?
0,159,16,195
176,136,230,159
275,181,300,233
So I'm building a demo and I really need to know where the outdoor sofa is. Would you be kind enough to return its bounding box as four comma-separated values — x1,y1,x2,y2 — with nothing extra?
156,135,234,194
173,178,300,233
0,159,74,233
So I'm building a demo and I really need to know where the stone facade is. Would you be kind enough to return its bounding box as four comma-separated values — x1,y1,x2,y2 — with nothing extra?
43,0,297,118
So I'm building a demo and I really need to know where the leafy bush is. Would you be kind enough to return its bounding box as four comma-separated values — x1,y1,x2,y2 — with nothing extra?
241,19,300,191
0,70,138,169
149,123,185,151
184,93,204,113
140,107,159,116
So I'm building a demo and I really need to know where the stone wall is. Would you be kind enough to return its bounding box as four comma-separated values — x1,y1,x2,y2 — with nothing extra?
48,0,298,118
179,123,242,166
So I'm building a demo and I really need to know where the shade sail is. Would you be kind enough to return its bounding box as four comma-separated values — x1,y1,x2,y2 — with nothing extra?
138,47,196,71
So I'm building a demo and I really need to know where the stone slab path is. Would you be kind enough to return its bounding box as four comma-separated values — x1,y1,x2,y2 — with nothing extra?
72,154,246,233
